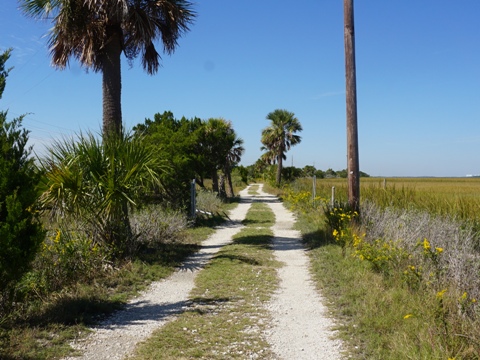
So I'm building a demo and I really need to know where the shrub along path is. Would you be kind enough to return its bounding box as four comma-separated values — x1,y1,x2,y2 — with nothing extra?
64,184,343,359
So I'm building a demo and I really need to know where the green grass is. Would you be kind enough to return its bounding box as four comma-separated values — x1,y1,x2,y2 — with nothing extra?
248,184,259,195
131,202,279,359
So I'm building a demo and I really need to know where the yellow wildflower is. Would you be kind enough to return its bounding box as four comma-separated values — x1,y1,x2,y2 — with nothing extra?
423,238,431,251
436,289,447,298
435,247,444,254
403,314,413,319
54,229,61,243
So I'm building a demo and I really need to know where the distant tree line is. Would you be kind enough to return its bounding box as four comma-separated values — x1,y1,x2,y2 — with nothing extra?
237,161,370,185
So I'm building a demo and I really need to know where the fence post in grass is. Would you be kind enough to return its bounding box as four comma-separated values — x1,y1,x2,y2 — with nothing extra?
331,186,336,207
312,175,317,207
383,178,386,189
190,179,196,218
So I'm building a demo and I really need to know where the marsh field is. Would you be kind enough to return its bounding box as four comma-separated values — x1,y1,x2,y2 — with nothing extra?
307,176,480,223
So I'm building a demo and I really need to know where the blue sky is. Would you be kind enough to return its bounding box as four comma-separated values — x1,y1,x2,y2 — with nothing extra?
1,1,479,177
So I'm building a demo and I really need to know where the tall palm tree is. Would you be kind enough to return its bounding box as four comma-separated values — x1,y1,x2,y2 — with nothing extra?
20,0,195,138
261,109,302,185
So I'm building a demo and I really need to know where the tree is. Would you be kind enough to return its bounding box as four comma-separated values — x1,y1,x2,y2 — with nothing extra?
302,165,316,177
260,109,302,185
21,0,195,138
314,169,325,179
196,118,236,194
325,168,337,178
224,134,244,197
133,111,203,207
134,113,244,204
0,49,44,311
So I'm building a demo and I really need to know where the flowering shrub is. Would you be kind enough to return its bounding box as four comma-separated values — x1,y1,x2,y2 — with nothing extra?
23,226,107,296
282,186,325,213
324,204,358,231
324,204,358,255
352,237,410,274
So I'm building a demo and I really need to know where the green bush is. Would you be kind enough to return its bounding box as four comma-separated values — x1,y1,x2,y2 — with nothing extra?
0,49,44,312
20,224,107,297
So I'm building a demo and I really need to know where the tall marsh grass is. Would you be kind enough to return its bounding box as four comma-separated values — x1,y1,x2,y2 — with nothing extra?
290,177,480,224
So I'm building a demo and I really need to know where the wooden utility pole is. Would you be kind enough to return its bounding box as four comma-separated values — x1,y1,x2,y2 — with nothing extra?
343,0,360,211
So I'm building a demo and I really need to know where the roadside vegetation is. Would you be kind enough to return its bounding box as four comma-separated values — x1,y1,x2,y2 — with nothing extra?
0,47,247,359
0,190,233,360
281,178,480,359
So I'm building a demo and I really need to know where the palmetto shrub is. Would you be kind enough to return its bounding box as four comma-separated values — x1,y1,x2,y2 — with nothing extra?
38,130,163,257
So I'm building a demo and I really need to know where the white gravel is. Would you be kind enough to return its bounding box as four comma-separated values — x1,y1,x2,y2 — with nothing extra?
259,184,344,360
63,184,344,359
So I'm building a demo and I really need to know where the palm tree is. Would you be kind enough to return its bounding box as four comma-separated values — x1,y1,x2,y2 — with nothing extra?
197,118,236,194
260,109,302,185
224,135,244,197
20,0,195,138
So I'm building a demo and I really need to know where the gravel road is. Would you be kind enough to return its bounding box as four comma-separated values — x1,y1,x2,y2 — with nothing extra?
64,184,343,359
259,185,344,360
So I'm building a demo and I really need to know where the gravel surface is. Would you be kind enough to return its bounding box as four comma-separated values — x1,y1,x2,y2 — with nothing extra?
64,184,343,359
259,185,344,360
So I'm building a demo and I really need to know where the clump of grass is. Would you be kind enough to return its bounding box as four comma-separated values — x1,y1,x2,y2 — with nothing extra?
247,184,259,195
195,189,224,215
131,202,280,359
130,204,192,246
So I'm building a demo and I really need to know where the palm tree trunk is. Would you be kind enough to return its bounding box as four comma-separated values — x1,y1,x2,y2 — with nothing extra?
223,162,234,197
212,170,219,193
101,29,128,251
102,30,123,139
226,167,235,197
276,156,283,185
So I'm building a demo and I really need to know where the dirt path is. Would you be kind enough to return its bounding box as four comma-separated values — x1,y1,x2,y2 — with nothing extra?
259,185,343,359
64,184,343,359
